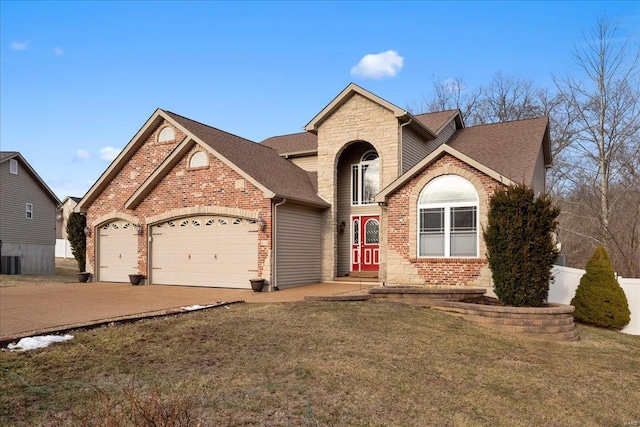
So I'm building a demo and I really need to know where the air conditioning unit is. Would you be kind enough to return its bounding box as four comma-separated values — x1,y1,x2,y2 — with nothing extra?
1,256,22,275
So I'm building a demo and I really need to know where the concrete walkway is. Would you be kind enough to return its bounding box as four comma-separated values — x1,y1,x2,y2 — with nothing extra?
0,281,374,342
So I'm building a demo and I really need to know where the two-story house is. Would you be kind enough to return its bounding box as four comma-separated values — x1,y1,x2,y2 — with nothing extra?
76,83,550,291
0,152,61,274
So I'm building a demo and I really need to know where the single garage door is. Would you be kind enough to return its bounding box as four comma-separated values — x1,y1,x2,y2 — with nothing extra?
98,220,139,282
150,216,258,288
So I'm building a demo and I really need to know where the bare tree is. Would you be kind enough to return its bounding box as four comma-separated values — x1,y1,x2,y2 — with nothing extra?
554,16,640,276
406,76,482,125
472,72,544,124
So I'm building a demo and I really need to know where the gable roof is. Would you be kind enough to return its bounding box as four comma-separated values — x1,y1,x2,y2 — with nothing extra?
163,111,327,206
0,151,60,205
446,116,551,184
375,116,551,202
413,110,463,134
262,109,461,157
304,83,437,140
77,109,328,212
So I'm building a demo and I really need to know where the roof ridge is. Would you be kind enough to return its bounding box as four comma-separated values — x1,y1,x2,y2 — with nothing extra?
262,130,311,139
163,109,277,153
413,109,459,116
465,115,548,129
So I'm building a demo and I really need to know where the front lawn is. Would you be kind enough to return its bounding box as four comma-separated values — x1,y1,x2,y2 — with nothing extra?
1,302,638,426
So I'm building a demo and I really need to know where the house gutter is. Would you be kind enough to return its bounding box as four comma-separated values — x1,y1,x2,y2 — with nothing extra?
271,198,287,291
398,117,413,178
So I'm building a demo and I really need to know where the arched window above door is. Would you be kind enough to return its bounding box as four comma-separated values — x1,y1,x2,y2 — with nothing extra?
352,149,379,205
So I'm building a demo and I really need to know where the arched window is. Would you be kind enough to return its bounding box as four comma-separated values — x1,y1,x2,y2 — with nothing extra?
418,175,478,257
352,149,379,205
158,127,175,143
189,151,209,168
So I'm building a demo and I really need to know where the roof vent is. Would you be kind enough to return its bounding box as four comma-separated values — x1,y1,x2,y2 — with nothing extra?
158,126,175,143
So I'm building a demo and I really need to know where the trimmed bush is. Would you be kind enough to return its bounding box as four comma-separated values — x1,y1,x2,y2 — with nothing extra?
484,184,560,307
571,246,630,329
66,212,87,272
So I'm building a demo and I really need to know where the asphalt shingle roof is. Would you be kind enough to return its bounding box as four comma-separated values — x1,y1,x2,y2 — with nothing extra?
164,111,327,206
446,116,549,186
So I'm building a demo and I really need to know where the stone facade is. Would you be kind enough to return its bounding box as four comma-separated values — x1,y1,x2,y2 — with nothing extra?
85,121,272,281
315,93,401,281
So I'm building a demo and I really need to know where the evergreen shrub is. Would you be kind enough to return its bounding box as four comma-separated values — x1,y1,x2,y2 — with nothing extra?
484,184,560,307
66,212,87,272
571,246,630,329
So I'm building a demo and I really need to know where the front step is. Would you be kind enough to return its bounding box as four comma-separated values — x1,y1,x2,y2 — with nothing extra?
332,276,380,286
348,271,378,278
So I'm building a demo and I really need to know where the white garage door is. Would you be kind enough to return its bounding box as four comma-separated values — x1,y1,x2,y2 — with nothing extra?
150,216,258,288
98,220,139,283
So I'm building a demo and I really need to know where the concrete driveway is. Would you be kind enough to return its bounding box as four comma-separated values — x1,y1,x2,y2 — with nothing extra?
0,281,373,341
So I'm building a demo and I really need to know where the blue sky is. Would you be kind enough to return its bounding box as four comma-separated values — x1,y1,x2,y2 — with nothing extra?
1,1,638,200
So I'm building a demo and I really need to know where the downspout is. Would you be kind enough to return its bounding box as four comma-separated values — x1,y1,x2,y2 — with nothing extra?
271,198,287,291
399,117,412,176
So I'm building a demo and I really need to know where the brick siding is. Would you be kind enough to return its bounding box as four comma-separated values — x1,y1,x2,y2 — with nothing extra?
85,121,272,279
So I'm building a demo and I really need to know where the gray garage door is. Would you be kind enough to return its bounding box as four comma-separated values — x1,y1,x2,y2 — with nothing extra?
150,216,258,288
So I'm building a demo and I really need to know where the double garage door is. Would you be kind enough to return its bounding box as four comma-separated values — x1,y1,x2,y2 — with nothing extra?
98,216,258,288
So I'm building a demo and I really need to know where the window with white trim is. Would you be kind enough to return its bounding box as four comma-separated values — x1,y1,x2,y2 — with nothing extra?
26,203,33,219
351,150,379,205
10,159,18,174
418,175,478,257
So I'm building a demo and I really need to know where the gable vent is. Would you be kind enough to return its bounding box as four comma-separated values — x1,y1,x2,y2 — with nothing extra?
158,126,175,142
189,151,209,168
9,159,18,174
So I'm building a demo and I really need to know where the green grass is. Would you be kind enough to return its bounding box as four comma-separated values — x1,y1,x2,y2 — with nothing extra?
1,301,639,426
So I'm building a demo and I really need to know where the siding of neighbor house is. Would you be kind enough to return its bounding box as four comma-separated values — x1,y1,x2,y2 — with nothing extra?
0,158,56,274
290,155,318,172
275,203,322,288
401,120,456,174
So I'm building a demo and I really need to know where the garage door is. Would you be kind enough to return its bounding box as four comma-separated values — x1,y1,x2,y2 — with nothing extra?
150,216,258,288
98,220,139,283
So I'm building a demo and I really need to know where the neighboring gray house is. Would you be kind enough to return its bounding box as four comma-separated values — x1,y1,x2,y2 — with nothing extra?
0,152,60,274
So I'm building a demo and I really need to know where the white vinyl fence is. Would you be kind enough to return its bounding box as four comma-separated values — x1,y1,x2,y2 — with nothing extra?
55,239,73,259
550,266,640,336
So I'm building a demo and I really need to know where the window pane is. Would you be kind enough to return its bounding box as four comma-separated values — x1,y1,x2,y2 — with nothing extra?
361,163,379,204
451,232,476,256
365,220,379,244
353,220,359,244
450,207,476,256
351,165,359,205
420,233,444,256
419,175,478,204
451,207,476,231
419,208,444,256
420,208,444,232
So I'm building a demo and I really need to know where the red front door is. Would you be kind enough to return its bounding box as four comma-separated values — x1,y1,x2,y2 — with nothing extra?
351,215,379,272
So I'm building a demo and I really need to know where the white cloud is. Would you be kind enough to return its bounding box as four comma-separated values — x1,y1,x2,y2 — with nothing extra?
99,146,121,161
53,47,64,55
10,41,28,50
350,50,404,79
74,149,90,161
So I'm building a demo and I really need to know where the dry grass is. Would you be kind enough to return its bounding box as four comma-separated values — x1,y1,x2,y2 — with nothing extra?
1,301,639,426
0,258,77,287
